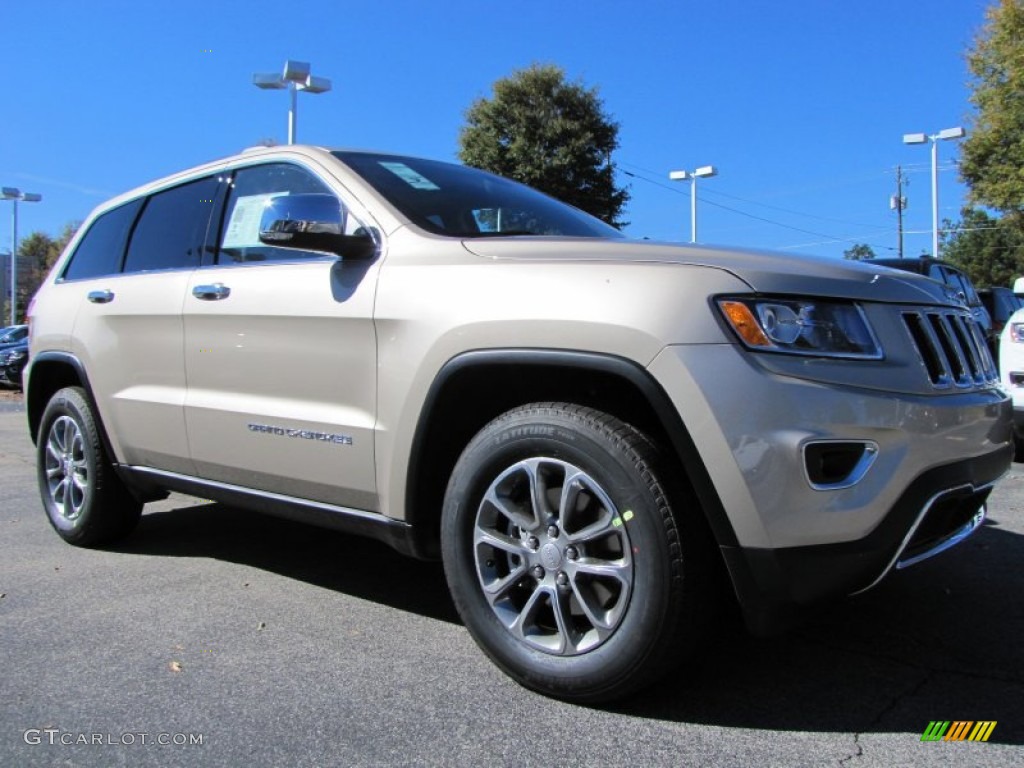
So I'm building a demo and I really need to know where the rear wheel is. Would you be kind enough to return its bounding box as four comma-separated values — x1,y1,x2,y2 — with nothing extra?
37,387,142,546
442,403,716,702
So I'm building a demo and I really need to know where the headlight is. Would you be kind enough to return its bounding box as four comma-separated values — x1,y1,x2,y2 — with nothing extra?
717,297,883,359
1009,323,1024,343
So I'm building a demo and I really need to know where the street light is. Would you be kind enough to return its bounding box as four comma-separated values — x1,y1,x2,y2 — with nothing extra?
2,187,42,325
669,165,718,243
253,59,332,145
902,126,965,259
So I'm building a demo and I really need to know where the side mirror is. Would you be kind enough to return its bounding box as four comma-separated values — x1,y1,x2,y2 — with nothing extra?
1014,276,1024,296
259,193,377,259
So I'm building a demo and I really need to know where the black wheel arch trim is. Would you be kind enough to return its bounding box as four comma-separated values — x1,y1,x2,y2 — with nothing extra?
405,348,741,559
27,352,114,457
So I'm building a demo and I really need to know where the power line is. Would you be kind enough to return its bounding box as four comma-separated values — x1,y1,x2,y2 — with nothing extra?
620,167,895,252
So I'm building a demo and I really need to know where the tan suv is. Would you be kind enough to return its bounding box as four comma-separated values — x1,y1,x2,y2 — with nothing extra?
26,145,1013,702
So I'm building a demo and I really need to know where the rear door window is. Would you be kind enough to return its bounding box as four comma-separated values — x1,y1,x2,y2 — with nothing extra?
123,177,220,273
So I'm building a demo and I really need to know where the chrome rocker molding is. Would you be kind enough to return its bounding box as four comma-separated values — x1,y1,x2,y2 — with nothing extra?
853,482,992,595
120,465,418,556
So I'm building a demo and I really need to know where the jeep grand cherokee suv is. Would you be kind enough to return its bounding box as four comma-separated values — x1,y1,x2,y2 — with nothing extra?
26,145,1013,702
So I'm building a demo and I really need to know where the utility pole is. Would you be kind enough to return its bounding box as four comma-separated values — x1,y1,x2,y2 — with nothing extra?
890,165,907,259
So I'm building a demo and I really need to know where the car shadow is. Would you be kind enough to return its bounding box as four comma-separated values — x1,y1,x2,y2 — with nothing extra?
612,516,1024,744
110,501,459,624
110,503,1023,744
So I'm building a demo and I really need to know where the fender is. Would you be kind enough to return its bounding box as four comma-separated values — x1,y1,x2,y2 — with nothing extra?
405,348,741,555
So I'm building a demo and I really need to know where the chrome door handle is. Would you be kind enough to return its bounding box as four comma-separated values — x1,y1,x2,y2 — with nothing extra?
87,290,114,304
192,283,231,301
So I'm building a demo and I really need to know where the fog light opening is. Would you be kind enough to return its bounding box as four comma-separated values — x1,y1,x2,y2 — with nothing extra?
804,440,879,491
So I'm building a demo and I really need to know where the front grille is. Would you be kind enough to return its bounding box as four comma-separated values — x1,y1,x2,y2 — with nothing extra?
902,310,998,389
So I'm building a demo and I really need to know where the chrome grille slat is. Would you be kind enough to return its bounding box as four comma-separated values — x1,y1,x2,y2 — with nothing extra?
902,309,998,389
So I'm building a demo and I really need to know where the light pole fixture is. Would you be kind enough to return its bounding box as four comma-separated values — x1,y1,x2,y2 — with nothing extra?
2,187,42,325
669,165,718,243
902,126,965,259
253,59,332,145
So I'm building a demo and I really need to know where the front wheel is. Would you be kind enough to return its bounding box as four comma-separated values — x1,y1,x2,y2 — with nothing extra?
441,403,715,702
37,386,142,546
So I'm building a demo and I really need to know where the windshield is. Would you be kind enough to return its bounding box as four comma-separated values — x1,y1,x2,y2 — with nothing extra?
333,151,624,239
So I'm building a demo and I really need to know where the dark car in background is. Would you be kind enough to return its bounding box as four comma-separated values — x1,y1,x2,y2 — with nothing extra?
0,340,28,388
872,258,993,344
979,286,1023,340
0,324,28,348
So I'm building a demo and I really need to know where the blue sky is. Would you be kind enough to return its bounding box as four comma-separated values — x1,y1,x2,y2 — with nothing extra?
0,0,991,260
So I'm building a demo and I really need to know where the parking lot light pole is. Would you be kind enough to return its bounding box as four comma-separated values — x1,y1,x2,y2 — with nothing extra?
669,166,718,243
902,127,965,259
253,60,332,145
2,187,42,325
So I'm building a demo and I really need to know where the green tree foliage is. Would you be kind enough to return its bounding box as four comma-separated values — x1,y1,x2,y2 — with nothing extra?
960,0,1024,218
941,207,1024,286
10,223,78,319
458,64,629,227
842,243,876,260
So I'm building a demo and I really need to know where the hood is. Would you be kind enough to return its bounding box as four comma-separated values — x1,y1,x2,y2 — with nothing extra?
461,237,955,306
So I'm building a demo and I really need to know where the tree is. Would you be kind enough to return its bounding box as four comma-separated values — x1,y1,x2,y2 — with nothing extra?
10,223,78,320
842,243,876,260
960,0,1024,219
459,64,629,227
941,207,1024,286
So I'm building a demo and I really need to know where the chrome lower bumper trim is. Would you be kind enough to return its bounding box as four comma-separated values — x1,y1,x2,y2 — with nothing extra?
853,482,991,595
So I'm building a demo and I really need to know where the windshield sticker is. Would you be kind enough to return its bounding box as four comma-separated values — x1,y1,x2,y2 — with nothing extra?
379,162,441,191
222,193,284,248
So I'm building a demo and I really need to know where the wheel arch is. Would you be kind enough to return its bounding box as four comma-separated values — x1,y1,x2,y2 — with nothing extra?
27,352,109,454
404,348,739,560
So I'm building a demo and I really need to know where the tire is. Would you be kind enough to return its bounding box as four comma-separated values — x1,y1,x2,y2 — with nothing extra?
36,386,142,546
441,403,715,703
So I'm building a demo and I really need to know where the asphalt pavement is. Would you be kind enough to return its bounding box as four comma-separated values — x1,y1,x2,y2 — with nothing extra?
1,397,1022,767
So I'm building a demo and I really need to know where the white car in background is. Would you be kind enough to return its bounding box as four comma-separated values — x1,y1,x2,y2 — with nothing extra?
999,277,1024,456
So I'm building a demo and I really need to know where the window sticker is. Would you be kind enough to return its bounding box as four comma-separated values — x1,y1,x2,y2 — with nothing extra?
379,162,441,191
222,193,285,248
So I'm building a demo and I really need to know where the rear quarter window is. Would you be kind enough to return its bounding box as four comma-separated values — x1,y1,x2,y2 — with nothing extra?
61,199,143,281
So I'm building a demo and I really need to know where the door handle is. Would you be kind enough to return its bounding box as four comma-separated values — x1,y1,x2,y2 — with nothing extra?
87,290,114,304
192,283,231,301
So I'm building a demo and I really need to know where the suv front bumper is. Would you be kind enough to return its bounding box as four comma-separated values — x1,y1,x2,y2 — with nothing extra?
649,343,1013,633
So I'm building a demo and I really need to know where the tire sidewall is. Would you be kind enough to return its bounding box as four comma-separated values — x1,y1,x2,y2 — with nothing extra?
37,388,103,542
442,409,679,698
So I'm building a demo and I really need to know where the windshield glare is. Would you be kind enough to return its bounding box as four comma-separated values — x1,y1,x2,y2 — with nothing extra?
333,151,623,239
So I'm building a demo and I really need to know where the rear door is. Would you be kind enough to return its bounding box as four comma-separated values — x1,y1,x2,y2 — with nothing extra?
67,177,220,473
182,162,381,510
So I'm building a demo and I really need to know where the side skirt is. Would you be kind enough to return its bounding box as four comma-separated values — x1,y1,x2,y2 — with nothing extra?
118,465,422,558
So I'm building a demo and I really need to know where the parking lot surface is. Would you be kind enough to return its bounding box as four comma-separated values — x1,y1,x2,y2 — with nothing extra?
1,397,1022,767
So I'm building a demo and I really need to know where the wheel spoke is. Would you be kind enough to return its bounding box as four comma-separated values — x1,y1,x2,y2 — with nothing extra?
483,476,538,532
510,585,550,642
572,558,631,586
474,526,526,557
550,584,578,654
480,564,528,604
569,569,630,632
53,477,70,511
528,461,555,523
